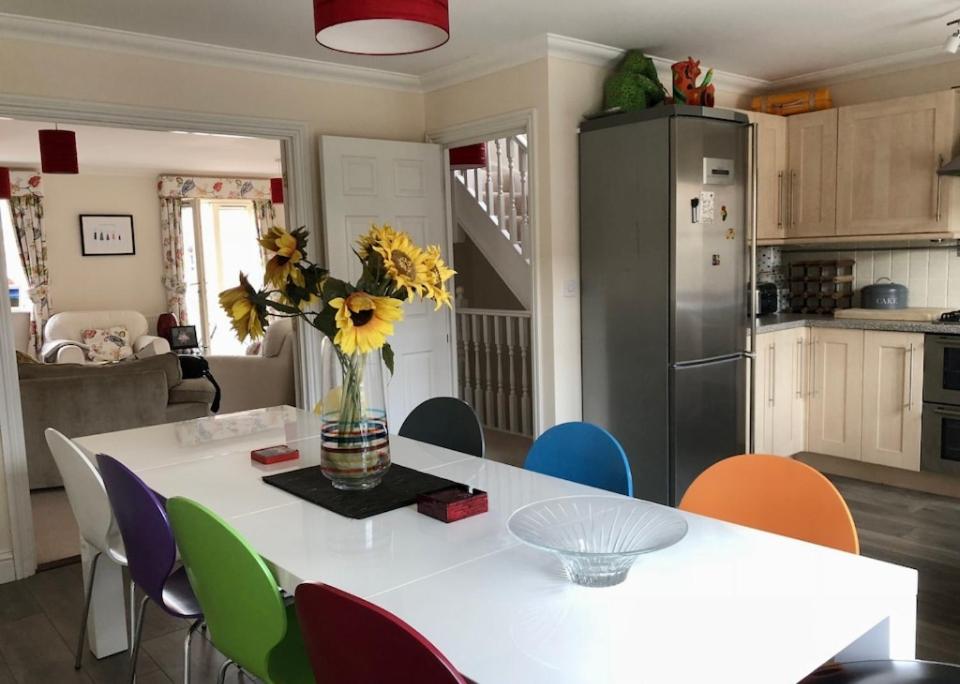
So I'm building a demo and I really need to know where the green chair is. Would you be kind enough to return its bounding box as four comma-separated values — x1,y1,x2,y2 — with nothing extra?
166,497,314,684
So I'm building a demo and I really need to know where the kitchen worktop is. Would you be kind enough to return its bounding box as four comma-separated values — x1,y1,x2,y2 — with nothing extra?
757,313,960,335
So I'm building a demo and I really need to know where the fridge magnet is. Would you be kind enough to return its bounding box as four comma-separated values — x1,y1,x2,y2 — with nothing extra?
80,214,136,256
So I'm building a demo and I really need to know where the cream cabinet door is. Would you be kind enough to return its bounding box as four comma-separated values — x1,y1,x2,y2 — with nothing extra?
807,328,863,459
837,91,957,235
786,109,838,238
772,327,807,456
749,112,788,240
754,334,775,454
860,331,923,470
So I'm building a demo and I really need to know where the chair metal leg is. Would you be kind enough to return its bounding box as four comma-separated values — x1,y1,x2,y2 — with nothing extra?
128,580,137,654
216,659,234,684
128,595,149,684
182,619,201,684
74,551,102,670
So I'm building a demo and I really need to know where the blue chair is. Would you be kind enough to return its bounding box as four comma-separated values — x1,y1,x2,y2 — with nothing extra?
523,422,633,496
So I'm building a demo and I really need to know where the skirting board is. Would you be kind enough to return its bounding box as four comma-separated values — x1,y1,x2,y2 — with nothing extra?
797,452,960,500
0,550,15,584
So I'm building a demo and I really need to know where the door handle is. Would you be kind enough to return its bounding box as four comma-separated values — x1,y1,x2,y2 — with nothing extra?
769,343,776,407
796,337,803,398
777,171,784,230
937,155,945,223
907,344,915,412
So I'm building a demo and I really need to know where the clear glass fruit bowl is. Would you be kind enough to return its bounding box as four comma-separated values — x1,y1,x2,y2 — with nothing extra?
507,495,688,587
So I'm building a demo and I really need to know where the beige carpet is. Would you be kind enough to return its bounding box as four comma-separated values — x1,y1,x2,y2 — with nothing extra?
31,488,81,567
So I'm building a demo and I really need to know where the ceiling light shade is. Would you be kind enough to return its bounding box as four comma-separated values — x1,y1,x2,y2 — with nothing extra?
39,129,79,174
313,0,449,55
270,177,285,204
0,168,10,200
449,143,487,169
946,32,960,54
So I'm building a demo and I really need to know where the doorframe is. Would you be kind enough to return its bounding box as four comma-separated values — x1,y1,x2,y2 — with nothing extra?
426,108,544,438
0,93,319,579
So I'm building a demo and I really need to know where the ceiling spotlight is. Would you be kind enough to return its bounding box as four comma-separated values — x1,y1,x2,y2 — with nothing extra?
945,19,960,54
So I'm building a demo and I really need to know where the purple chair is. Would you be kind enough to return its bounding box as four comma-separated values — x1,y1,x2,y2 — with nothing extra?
97,454,203,684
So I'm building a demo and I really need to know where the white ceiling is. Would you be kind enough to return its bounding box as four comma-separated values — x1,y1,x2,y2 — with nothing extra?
0,119,282,177
2,0,959,83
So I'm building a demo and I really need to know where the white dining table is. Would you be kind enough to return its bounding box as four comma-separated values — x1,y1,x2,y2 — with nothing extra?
75,406,918,683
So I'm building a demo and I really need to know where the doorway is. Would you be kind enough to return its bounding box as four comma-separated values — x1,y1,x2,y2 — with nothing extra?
434,116,541,467
0,95,316,580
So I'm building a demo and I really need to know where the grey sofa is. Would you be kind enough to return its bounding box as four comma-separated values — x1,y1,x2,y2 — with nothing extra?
18,352,215,489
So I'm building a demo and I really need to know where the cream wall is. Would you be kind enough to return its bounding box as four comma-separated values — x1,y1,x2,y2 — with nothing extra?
42,173,167,318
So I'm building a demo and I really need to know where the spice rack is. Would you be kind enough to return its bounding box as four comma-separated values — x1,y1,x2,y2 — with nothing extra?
788,260,854,314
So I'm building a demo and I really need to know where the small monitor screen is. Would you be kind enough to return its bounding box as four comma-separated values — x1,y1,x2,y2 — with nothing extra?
169,325,199,350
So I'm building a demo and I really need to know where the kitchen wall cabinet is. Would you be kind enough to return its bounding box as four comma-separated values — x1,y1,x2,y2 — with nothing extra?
754,327,806,456
836,92,957,236
806,327,863,460
749,112,788,240
860,331,924,471
786,109,838,238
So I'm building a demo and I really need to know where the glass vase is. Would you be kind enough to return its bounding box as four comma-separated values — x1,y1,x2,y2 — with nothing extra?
317,338,391,490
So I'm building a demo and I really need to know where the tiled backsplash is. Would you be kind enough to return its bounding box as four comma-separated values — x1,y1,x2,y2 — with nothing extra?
780,247,960,309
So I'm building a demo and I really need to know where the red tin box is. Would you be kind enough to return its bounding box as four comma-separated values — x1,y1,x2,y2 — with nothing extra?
251,445,300,465
417,486,488,523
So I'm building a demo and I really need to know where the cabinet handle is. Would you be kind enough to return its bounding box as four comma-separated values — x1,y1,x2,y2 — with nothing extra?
907,343,914,412
777,171,784,230
809,337,817,397
936,155,945,223
768,343,776,407
791,171,798,228
796,337,803,398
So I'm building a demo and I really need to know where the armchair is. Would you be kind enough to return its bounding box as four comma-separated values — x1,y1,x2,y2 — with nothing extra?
42,310,170,364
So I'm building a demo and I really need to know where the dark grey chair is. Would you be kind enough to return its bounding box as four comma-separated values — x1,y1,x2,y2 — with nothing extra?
398,397,485,458
802,660,960,683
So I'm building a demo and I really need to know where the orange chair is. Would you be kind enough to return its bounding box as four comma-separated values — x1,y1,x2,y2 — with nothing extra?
679,454,859,554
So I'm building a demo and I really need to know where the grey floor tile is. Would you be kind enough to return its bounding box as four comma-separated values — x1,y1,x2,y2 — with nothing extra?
0,613,92,684
142,626,229,684
0,579,43,626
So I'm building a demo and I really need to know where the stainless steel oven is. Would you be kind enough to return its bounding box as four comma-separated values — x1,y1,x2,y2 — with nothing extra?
922,334,960,474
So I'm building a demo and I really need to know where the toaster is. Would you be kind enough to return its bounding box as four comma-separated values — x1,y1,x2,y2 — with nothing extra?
756,282,778,316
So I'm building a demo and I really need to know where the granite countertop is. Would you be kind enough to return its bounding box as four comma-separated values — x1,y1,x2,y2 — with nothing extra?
757,313,960,335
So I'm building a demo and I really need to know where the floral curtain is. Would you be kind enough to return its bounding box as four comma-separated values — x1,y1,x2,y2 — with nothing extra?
10,194,50,358
157,175,272,200
252,199,276,267
159,197,188,324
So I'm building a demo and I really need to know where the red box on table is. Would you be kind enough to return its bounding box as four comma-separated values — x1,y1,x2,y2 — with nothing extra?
251,445,300,465
417,486,488,523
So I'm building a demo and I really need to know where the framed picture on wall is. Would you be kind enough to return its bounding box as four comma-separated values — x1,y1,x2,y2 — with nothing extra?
79,214,136,256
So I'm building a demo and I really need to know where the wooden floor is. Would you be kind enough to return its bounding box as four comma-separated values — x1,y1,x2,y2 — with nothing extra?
829,475,960,664
0,476,955,682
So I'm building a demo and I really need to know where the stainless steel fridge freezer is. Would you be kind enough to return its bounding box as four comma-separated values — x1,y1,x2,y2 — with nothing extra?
579,105,755,505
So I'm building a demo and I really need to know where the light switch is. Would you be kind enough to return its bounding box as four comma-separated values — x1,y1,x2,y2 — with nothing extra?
563,279,578,297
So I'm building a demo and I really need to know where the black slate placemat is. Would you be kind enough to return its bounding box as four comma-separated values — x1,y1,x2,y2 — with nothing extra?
262,463,461,519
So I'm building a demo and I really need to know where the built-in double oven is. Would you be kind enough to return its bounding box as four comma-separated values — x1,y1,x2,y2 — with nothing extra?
922,334,960,475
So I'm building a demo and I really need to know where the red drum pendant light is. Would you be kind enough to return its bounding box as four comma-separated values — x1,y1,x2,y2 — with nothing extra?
39,128,79,174
270,177,285,204
0,168,10,200
313,0,449,55
448,143,487,170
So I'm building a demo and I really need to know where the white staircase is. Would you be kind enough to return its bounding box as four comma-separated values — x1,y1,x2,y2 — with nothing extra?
452,135,531,310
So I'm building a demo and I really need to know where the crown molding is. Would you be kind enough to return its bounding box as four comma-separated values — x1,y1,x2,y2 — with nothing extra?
0,12,422,92
420,35,551,92
767,44,956,90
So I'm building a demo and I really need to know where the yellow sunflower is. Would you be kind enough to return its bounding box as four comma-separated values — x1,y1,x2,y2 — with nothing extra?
374,231,430,301
259,226,305,288
329,292,404,355
219,273,266,341
422,245,455,310
357,223,398,258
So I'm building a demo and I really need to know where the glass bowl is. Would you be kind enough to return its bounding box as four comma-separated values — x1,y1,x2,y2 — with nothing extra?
507,495,688,587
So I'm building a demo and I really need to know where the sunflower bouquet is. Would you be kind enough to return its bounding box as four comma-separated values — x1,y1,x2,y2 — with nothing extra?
219,223,454,489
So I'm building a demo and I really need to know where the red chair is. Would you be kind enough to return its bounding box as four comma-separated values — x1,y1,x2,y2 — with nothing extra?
295,583,471,684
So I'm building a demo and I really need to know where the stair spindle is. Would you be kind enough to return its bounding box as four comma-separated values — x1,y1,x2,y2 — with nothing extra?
471,314,485,422
494,139,507,228
485,142,495,220
506,138,519,245
505,316,519,433
519,316,532,435
459,313,473,406
493,316,506,430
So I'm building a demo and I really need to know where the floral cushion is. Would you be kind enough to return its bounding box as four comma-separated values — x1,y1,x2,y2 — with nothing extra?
80,326,133,363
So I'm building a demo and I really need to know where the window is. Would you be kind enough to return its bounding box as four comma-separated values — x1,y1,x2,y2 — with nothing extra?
1,201,30,312
181,200,263,355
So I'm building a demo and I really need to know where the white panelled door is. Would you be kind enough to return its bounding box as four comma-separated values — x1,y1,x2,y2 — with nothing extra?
320,135,453,430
